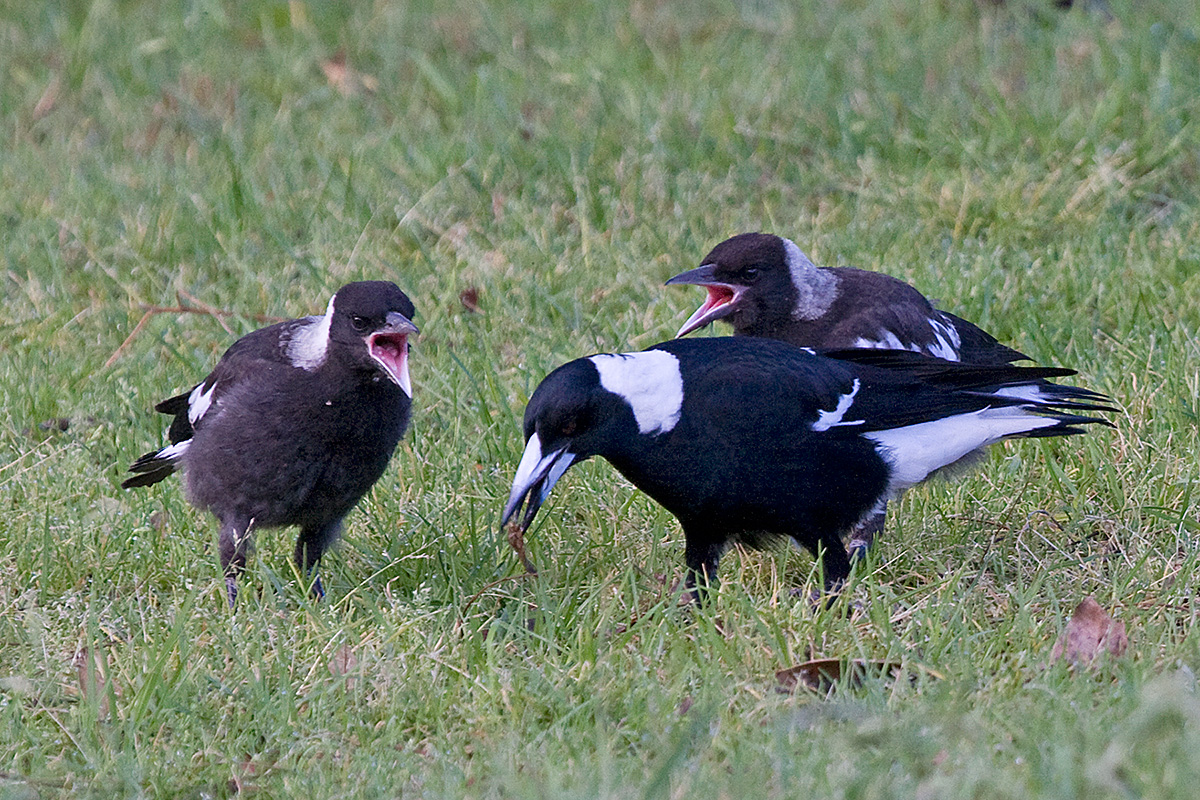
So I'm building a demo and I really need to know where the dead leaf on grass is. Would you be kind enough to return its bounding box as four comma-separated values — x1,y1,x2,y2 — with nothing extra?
1050,596,1128,666
459,286,482,314
775,658,903,693
321,51,378,96
327,643,359,691
73,647,111,718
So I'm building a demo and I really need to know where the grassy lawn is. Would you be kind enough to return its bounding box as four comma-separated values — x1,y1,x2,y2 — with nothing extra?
2,0,1199,796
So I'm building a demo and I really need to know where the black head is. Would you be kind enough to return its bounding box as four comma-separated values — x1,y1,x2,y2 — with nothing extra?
666,232,819,337
500,350,685,534
326,281,419,395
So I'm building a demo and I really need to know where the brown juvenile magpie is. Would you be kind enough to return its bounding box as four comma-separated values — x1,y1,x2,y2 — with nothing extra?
667,232,1031,555
500,336,1112,603
123,281,418,605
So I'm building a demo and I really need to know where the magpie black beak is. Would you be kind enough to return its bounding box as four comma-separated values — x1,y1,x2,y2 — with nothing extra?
367,312,419,396
665,264,745,337
500,432,577,534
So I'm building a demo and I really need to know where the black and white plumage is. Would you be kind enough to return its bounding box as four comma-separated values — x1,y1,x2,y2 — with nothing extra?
500,337,1112,602
123,281,418,605
667,232,1026,364
667,232,1030,554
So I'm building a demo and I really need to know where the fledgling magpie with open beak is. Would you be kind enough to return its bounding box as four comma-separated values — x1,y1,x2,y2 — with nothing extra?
667,232,1032,555
500,337,1112,603
123,281,418,606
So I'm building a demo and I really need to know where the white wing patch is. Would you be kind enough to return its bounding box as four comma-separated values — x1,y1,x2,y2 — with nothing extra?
812,378,865,431
865,406,1060,493
285,294,336,370
590,351,684,436
851,316,962,361
158,440,191,461
926,316,962,361
188,382,217,424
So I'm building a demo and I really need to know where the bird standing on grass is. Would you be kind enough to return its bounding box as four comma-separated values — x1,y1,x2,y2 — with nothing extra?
123,281,418,606
667,232,1032,555
500,337,1112,603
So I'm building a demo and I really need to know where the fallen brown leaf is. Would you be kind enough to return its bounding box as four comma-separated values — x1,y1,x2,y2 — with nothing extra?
328,644,358,690
321,51,378,96
775,658,903,693
1050,596,1128,666
73,647,111,718
459,286,482,314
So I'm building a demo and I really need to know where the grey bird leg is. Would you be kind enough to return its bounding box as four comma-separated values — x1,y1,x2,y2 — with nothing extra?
847,501,887,561
295,520,343,600
683,538,722,606
219,517,253,608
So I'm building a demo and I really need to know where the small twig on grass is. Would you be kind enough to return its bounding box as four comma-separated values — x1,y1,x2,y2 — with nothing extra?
104,294,285,369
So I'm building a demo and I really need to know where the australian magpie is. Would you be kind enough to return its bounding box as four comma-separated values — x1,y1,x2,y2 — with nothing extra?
123,281,418,606
667,232,1031,554
500,336,1112,603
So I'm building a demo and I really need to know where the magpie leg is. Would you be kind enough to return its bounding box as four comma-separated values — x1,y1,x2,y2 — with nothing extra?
816,531,852,595
219,517,253,608
683,537,723,606
788,532,853,607
847,501,887,561
295,519,343,600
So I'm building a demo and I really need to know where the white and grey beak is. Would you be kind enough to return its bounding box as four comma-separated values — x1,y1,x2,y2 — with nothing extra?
500,433,577,533
367,312,419,397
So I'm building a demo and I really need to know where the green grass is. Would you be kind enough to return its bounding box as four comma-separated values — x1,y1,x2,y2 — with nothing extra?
2,0,1200,796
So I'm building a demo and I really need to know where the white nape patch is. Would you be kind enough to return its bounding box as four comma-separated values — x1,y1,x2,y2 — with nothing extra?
926,316,962,361
782,237,837,321
812,379,865,431
590,351,683,436
285,294,337,370
188,382,217,424
865,406,1061,492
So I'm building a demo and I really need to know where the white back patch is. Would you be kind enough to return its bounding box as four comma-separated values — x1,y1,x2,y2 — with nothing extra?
812,378,865,431
782,237,837,321
590,351,684,436
188,382,217,424
285,294,336,370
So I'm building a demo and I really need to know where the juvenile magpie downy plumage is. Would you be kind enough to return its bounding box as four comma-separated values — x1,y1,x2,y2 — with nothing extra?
500,337,1112,602
667,232,1031,554
123,281,418,605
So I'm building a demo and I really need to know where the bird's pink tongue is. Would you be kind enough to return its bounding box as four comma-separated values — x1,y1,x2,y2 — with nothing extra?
369,333,412,396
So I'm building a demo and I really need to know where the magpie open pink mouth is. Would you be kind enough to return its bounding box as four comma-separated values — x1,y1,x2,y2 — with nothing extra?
666,263,745,337
368,313,418,396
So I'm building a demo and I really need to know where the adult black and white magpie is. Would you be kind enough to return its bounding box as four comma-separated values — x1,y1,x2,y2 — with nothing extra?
500,336,1112,602
667,232,1030,554
123,281,418,606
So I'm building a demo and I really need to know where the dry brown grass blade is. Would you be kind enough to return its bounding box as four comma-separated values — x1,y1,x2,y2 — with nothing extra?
104,299,286,369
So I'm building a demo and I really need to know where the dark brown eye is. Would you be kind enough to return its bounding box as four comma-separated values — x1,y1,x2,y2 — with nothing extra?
561,418,577,436
350,315,371,333
742,266,761,281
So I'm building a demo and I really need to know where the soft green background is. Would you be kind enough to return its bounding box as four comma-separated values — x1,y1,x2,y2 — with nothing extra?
2,0,1199,796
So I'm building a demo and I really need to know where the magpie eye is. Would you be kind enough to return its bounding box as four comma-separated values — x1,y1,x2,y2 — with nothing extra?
741,266,761,282
350,315,371,333
560,418,577,437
